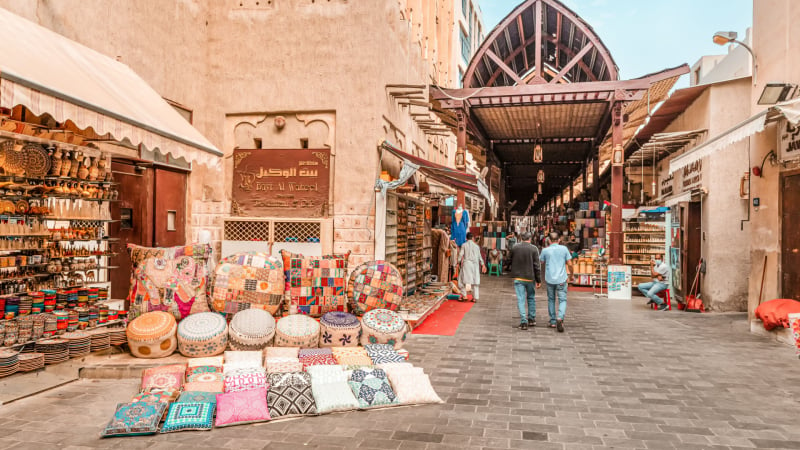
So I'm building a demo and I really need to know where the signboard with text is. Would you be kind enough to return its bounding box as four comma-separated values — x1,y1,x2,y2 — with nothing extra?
232,148,330,218
778,118,800,161
607,265,632,300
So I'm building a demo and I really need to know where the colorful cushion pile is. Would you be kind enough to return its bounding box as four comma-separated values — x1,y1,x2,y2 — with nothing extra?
267,371,317,418
212,252,285,316
364,344,406,364
346,261,404,315
228,308,276,350
176,312,228,357
331,347,373,366
348,368,399,409
265,347,302,373
360,309,407,349
281,250,350,316
127,244,213,321
318,311,361,347
125,311,177,359
274,314,320,348
298,348,337,370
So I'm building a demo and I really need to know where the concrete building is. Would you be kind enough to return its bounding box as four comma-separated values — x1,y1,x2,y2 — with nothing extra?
0,1,482,272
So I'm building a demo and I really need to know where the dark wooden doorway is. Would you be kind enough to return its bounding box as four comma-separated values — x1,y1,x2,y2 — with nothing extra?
781,172,800,301
109,161,187,302
680,201,702,300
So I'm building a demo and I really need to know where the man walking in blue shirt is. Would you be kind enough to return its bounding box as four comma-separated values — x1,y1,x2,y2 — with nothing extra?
540,232,574,332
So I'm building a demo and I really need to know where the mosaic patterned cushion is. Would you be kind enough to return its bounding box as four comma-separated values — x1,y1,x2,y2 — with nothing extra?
127,244,212,321
215,387,271,427
388,374,443,405
281,250,350,317
100,401,167,438
346,261,404,315
360,309,407,349
212,252,285,316
186,365,223,382
268,371,312,387
126,311,177,358
299,353,338,370
268,384,317,418
311,380,359,414
307,365,348,384
141,364,186,393
177,391,218,404
364,344,406,364
332,347,373,366
266,358,303,374
187,356,224,368
229,308,276,351
184,381,223,393
224,367,268,393
266,347,299,359
319,311,361,347
177,312,228,358
131,392,173,404
160,402,215,433
348,368,399,409
274,314,320,348
223,351,263,371
187,371,223,385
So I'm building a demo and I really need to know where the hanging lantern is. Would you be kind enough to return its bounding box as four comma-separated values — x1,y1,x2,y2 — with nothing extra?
533,144,543,163
537,183,542,194
537,169,545,183
612,144,624,167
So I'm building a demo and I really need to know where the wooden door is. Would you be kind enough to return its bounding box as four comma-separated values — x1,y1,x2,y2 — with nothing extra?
781,173,800,300
681,202,702,298
109,161,153,301
153,168,187,248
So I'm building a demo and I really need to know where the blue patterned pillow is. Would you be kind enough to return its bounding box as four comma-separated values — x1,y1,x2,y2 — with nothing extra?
348,368,399,409
177,391,218,404
100,402,167,438
161,402,215,433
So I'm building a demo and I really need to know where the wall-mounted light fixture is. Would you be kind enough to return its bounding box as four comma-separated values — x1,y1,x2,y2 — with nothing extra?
612,144,624,166
751,150,777,177
537,169,545,183
713,31,757,84
758,83,798,105
533,144,543,163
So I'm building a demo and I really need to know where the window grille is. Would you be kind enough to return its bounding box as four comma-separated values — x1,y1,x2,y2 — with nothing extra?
223,220,270,241
274,221,321,243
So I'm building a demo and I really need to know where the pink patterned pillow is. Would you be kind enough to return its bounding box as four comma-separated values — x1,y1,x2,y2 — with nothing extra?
215,387,271,427
266,358,303,374
224,368,268,393
299,353,338,371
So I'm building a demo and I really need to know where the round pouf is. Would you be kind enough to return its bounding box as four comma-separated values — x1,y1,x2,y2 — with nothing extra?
346,261,404,315
176,312,228,357
126,311,177,358
274,314,320,348
229,308,276,350
360,309,407,349
318,311,361,347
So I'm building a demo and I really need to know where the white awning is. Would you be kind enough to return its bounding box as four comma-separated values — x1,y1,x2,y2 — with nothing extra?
669,97,800,174
664,191,693,207
0,8,222,167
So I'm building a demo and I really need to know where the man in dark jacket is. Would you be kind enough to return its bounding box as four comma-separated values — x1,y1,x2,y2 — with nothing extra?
509,232,542,330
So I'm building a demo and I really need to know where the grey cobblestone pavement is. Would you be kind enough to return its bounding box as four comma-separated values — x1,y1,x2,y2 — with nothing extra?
1,275,800,449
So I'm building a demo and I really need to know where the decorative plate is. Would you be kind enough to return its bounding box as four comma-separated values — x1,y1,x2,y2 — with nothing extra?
15,199,28,214
22,143,51,178
3,143,26,175
0,200,15,214
0,140,9,167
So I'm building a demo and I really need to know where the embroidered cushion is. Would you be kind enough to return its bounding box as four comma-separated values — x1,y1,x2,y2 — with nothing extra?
268,384,317,418
177,312,228,357
223,350,263,371
332,347,373,366
100,401,167,438
187,356,224,368
127,244,212,321
274,314,320,348
212,252,285,316
299,353,337,370
184,381,223,393
281,250,350,317
215,387,271,427
126,311,177,358
224,367,268,393
160,402,215,433
311,380,359,414
318,311,361,347
187,371,223,385
346,261,404,315
177,391,218,404
266,347,299,359
389,374,443,405
307,365,348,384
266,358,303,374
365,344,406,364
348,368,399,409
131,392,173,404
268,371,312,387
141,364,186,393
186,365,223,382
360,309,407,349
229,308,276,351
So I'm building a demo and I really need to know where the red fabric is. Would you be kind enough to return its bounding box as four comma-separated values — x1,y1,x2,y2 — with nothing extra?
755,299,800,330
412,300,473,336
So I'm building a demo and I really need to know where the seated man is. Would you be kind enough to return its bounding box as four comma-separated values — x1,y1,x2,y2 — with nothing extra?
638,254,670,311
488,248,502,273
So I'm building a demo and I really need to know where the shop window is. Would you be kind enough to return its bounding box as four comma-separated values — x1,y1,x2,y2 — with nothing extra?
223,220,270,241
460,29,470,63
300,138,309,149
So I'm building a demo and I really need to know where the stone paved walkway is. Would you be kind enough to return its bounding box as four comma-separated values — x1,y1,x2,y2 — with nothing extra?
1,275,799,449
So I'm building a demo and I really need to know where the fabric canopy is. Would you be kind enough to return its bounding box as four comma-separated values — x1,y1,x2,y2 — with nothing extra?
669,97,800,174
0,8,222,167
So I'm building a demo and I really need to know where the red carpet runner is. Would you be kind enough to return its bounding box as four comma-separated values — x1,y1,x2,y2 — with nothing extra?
412,300,474,336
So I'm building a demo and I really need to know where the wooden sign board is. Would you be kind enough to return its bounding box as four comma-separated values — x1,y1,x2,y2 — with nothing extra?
232,148,330,218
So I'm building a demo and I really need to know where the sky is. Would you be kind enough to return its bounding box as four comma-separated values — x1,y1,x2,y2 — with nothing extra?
478,0,753,88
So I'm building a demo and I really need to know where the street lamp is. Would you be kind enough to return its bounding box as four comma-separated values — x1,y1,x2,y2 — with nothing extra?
713,31,756,84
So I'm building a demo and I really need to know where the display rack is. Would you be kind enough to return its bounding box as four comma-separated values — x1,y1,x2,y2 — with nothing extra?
623,219,667,286
385,193,431,295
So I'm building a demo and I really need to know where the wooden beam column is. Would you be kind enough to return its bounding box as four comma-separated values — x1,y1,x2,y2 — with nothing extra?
456,108,467,208
569,181,574,206
582,160,588,200
609,98,625,264
592,156,599,201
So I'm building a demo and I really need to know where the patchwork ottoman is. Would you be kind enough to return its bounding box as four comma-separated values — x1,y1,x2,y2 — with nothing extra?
212,252,285,316
274,314,320,348
318,311,361,347
229,308,276,351
360,309,407,350
177,312,229,357
347,261,404,315
126,311,177,358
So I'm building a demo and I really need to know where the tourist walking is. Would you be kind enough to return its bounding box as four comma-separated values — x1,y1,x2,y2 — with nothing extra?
540,232,574,332
458,232,486,302
509,232,541,330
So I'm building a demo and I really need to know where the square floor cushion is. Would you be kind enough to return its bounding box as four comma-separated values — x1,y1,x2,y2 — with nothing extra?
348,368,399,409
160,402,215,433
332,347,373,366
101,401,167,438
177,391,218,404
307,364,349,384
267,371,316,418
223,350,264,372
186,365,223,383
215,387,271,427
140,364,186,393
224,367,268,393
389,373,443,405
266,358,303,374
311,380,359,414
266,347,299,359
127,244,212,321
131,392,173,404
184,380,224,393
187,356,224,368
281,250,350,316
364,344,406,365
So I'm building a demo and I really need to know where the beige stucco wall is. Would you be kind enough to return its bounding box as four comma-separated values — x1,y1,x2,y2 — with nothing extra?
0,0,459,265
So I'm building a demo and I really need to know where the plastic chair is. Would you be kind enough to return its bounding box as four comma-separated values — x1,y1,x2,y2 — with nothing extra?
488,263,502,277
651,289,672,310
